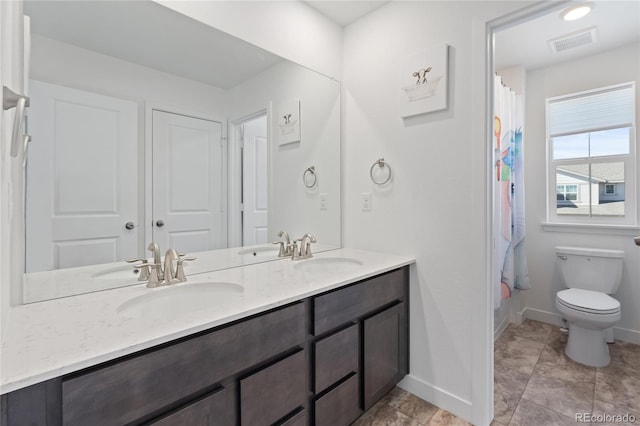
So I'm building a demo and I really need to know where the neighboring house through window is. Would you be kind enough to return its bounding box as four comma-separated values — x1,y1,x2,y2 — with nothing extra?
546,82,636,225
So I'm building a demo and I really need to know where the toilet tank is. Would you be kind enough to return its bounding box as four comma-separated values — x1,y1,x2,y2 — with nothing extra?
556,246,624,294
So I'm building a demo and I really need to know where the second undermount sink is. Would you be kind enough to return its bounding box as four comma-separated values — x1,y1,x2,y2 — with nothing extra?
117,282,244,319
293,257,363,274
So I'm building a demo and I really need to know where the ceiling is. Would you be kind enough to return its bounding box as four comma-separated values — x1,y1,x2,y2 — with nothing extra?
24,1,283,90
495,1,640,71
304,1,390,27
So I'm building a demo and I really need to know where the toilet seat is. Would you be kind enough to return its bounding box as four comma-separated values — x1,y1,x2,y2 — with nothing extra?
556,289,620,315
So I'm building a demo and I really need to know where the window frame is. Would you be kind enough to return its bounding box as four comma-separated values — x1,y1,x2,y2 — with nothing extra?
546,82,637,226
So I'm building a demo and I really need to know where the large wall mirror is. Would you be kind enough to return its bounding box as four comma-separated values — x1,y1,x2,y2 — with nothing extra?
22,1,341,303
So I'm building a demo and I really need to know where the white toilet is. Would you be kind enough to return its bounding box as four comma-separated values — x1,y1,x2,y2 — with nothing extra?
555,246,623,367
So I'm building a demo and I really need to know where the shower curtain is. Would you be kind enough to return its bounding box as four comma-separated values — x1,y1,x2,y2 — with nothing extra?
494,75,530,309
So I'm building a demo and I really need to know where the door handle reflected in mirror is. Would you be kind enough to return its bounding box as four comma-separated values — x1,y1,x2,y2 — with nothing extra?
125,222,135,230
155,220,164,228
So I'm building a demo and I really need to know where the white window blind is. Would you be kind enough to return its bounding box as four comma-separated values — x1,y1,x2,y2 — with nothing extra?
548,83,634,137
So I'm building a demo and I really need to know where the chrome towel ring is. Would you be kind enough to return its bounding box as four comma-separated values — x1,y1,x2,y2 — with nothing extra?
303,166,317,188
370,158,392,185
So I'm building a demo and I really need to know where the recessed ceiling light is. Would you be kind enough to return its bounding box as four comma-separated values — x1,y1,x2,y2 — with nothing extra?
560,3,593,21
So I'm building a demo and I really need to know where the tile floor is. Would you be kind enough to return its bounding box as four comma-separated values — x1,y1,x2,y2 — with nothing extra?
356,319,640,425
353,386,471,426
494,319,640,425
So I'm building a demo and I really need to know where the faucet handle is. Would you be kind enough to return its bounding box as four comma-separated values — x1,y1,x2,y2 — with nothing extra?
137,262,162,288
126,258,150,281
300,233,317,258
175,255,195,282
272,241,288,257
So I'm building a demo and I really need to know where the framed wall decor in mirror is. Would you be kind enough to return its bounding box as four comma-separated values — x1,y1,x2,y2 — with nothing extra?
22,0,341,303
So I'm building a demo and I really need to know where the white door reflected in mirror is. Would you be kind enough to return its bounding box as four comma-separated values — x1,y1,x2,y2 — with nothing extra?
25,80,139,272
152,110,225,254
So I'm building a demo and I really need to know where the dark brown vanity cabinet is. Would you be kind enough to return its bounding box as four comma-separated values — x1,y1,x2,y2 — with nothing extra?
1,266,409,426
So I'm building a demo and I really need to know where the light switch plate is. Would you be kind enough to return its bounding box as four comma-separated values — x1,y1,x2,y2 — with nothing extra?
362,192,371,211
320,193,327,210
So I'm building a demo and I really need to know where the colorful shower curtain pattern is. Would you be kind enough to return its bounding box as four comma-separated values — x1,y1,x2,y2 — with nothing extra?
494,75,530,309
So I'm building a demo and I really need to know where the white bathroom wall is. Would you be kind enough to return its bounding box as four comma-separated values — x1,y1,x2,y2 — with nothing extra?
227,61,341,246
523,42,640,344
155,0,343,80
30,35,227,118
342,1,532,422
494,65,526,337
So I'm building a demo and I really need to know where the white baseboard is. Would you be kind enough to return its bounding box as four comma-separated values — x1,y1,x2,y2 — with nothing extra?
522,307,564,327
398,374,473,423
510,306,525,325
611,325,640,345
521,307,640,345
494,314,510,341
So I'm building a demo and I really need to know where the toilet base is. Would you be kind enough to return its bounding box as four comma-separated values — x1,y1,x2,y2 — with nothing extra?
565,324,610,367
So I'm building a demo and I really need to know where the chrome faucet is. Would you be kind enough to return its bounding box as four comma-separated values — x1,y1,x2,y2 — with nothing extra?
273,230,293,257
289,233,316,260
129,242,196,288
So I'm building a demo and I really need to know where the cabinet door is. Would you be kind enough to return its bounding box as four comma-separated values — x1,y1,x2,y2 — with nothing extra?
150,388,228,426
240,350,306,426
363,303,407,410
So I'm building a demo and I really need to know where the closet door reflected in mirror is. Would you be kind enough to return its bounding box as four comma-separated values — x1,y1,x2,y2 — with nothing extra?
151,110,225,254
26,81,140,272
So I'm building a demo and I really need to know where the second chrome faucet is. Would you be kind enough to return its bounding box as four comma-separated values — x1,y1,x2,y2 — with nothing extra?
273,231,317,260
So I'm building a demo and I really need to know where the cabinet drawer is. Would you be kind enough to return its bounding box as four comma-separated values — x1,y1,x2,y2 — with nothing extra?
314,374,361,426
240,350,306,426
314,268,406,335
279,409,307,426
62,302,305,426
314,324,358,393
150,387,228,426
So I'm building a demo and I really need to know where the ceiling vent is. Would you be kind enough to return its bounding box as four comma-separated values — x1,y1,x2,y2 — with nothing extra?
548,26,598,53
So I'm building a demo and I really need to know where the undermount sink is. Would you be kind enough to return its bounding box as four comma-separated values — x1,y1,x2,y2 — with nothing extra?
117,282,244,319
237,246,279,258
92,265,143,280
293,257,363,274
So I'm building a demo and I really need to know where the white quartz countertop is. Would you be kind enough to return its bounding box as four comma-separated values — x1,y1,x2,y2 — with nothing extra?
1,248,414,394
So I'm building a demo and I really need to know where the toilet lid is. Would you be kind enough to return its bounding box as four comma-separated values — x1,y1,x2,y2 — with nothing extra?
557,289,620,314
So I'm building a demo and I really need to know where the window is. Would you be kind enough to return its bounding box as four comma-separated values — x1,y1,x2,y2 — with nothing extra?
546,82,636,225
556,184,578,202
605,184,616,195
